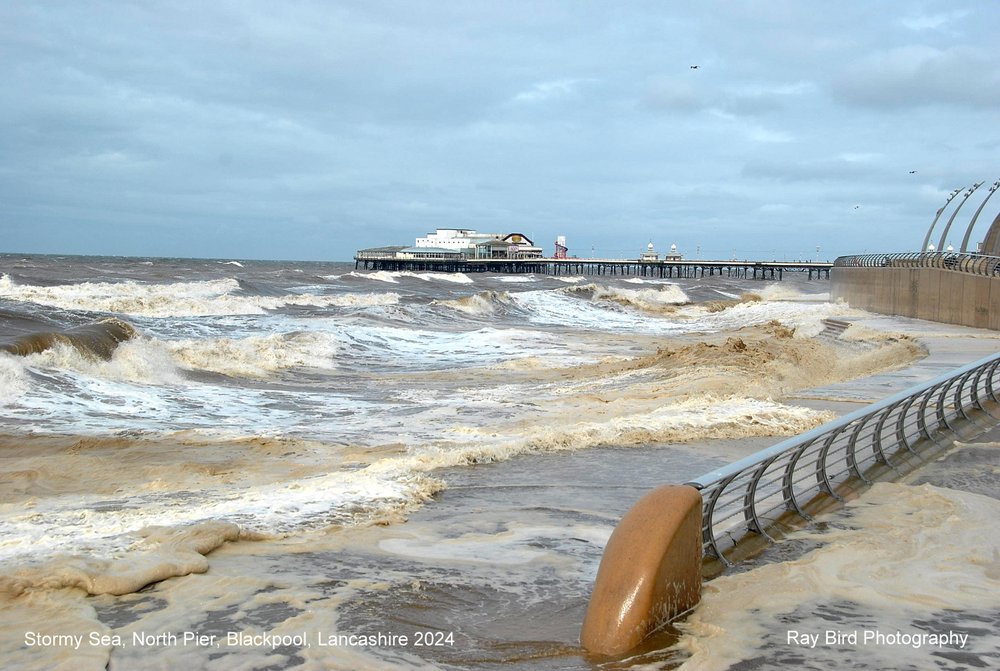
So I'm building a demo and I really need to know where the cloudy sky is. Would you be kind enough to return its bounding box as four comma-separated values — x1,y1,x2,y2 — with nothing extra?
1,1,998,261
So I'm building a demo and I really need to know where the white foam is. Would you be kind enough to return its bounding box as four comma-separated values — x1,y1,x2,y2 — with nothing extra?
0,454,439,571
168,332,341,378
20,340,184,385
496,276,537,283
0,274,398,317
586,283,690,308
512,289,688,333
0,354,29,404
675,482,1000,670
756,283,829,302
349,270,475,284
432,291,516,316
679,297,862,335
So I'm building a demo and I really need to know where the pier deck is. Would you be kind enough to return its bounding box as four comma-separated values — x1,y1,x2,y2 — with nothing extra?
353,255,833,280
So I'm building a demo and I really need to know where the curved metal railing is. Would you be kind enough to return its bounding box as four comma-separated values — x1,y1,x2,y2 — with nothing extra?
835,251,1000,276
686,352,1000,567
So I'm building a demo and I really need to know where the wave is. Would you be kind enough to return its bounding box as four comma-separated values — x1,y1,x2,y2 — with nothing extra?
566,282,691,313
0,274,398,317
0,355,29,404
348,270,475,284
0,319,932,603
432,290,518,316
0,431,443,596
167,331,341,378
496,275,537,283
700,293,761,314
0,318,137,360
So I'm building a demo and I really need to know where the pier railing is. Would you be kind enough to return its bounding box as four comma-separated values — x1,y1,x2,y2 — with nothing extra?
685,352,1000,567
835,251,1000,276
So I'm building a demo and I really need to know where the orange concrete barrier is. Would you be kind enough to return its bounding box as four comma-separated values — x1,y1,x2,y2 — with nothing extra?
580,484,703,656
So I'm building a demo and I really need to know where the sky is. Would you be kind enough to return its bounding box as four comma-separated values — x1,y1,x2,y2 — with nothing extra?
1,1,998,262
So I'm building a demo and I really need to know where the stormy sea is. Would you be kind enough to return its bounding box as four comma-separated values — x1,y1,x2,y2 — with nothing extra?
1,254,997,670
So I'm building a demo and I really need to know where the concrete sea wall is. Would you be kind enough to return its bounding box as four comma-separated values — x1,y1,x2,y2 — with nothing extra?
831,266,1000,330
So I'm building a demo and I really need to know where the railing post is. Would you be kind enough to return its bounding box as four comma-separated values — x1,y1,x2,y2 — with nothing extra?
846,416,874,482
894,396,919,454
782,440,816,520
743,456,779,540
936,378,957,431
871,404,900,470
702,479,735,567
815,428,846,500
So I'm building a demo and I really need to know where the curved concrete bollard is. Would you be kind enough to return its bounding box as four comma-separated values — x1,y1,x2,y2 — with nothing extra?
580,484,703,657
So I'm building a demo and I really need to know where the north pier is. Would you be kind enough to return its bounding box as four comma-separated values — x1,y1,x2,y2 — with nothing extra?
355,251,832,280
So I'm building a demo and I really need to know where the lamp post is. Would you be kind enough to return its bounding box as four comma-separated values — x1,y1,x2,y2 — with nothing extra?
922,188,963,252
936,183,984,251
959,179,1000,253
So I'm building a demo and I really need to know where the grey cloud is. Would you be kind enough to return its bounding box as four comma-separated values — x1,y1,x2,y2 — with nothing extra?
1,1,998,261
831,45,1000,110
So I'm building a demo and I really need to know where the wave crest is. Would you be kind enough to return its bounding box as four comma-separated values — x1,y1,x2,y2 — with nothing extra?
567,282,690,313
433,290,516,316
0,274,398,317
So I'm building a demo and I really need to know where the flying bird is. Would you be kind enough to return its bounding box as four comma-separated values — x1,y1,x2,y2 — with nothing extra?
854,205,860,209
909,170,917,174
690,65,699,69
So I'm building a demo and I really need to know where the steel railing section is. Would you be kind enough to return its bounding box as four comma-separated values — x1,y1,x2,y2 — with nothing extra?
834,251,1000,276
685,352,1000,566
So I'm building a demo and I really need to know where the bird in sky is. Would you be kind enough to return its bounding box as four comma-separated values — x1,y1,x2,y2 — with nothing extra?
690,65,699,69
854,205,860,209
909,170,917,174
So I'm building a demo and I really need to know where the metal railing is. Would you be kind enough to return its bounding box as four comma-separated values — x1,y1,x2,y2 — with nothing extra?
686,352,1000,567
835,251,1000,277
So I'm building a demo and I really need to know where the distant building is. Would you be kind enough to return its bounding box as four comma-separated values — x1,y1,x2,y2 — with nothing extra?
414,228,500,254
554,236,568,259
640,242,659,261
356,228,543,261
665,243,683,260
476,233,543,259
396,247,465,260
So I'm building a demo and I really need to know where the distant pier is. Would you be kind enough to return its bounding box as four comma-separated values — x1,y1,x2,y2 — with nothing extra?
353,254,833,280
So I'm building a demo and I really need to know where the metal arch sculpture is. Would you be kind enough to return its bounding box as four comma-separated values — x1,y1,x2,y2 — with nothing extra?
960,179,1000,253
980,209,1000,257
937,182,984,251
922,187,963,252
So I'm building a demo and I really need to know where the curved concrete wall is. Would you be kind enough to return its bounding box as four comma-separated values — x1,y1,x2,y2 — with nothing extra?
580,485,703,657
831,266,1000,330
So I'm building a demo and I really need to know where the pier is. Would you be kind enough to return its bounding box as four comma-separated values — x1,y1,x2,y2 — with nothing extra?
353,254,833,280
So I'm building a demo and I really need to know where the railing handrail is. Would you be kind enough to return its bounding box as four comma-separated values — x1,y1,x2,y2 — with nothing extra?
685,350,1000,567
686,351,1000,488
835,251,1000,277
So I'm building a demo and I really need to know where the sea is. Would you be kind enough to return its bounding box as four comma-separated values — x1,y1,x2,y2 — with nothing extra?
0,254,997,670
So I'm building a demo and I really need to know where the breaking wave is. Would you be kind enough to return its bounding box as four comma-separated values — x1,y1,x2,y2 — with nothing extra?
433,290,518,316
0,274,398,317
567,282,691,312
0,318,138,359
167,331,340,378
349,270,475,284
